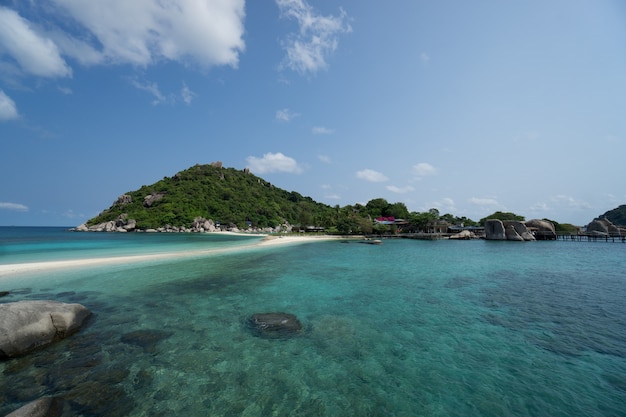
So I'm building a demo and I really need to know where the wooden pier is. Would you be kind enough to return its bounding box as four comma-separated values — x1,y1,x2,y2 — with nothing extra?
556,233,625,243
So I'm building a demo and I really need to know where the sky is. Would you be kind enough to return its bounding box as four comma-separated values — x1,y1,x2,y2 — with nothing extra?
1,0,625,227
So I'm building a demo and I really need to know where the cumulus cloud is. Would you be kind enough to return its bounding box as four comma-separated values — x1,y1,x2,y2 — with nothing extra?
468,197,500,207
275,108,300,122
0,90,19,121
356,169,388,183
0,202,28,211
386,185,415,194
53,0,245,67
0,1,246,79
129,78,167,105
246,152,303,174
318,155,331,164
550,194,591,209
435,197,456,212
312,126,334,135
0,7,72,78
413,162,437,177
180,82,195,105
276,0,352,75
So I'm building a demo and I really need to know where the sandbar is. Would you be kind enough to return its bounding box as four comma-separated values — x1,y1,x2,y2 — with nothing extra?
0,234,348,278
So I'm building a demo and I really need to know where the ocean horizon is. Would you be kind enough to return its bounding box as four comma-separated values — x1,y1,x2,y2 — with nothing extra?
1,227,625,416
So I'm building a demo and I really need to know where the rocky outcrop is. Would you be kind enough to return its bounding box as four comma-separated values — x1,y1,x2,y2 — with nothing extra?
114,194,132,206
586,218,624,236
485,219,541,241
525,219,557,240
191,217,218,232
5,397,62,417
0,300,92,358
143,193,165,208
247,313,303,338
484,219,506,240
449,230,477,240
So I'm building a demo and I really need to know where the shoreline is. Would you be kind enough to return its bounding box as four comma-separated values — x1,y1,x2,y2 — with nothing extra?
0,234,352,278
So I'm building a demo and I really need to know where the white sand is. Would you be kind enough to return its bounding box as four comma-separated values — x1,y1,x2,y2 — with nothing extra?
0,234,347,278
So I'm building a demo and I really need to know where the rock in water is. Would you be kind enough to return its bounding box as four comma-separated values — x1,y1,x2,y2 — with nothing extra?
0,300,92,358
120,329,172,353
247,313,303,338
5,397,62,417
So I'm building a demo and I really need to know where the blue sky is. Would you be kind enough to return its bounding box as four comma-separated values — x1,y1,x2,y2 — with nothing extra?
1,0,625,227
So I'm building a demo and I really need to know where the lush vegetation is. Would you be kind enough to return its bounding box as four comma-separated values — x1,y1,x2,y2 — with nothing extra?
87,164,338,230
479,211,525,224
86,163,604,233
597,204,626,225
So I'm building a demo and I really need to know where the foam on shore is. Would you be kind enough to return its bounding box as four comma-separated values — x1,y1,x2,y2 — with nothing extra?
0,234,345,278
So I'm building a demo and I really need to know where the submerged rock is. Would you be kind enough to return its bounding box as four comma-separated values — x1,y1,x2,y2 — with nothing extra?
5,397,62,417
247,312,303,338
0,300,92,359
120,329,172,353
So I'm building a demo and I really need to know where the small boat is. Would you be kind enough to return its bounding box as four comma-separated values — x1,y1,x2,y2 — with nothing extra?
361,238,383,245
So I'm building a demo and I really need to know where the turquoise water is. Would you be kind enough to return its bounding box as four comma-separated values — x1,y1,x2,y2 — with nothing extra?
1,228,626,416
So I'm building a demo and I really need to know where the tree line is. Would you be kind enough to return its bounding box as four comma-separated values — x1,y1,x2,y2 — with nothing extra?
86,164,578,233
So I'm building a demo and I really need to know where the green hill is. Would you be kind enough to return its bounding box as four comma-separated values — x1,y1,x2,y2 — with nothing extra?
86,163,336,230
596,204,626,226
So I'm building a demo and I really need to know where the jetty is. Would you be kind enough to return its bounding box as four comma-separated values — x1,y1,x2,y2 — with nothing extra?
556,233,625,243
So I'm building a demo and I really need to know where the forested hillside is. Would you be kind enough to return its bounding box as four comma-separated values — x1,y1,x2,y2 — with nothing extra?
596,205,626,225
86,163,336,230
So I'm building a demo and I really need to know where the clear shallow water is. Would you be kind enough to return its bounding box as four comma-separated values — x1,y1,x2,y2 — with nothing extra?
1,228,626,416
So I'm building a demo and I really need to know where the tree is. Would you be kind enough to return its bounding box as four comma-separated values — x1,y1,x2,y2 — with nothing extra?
479,211,525,225
386,202,409,219
365,198,389,217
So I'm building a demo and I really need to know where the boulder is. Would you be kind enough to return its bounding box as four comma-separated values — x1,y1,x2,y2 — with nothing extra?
504,224,524,241
449,230,476,240
525,219,556,233
525,219,557,240
5,397,62,417
114,194,132,206
0,301,92,358
505,221,535,241
143,193,165,208
587,218,621,236
247,313,303,338
484,219,506,240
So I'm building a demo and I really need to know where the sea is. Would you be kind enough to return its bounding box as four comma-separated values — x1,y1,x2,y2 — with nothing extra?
1,226,625,417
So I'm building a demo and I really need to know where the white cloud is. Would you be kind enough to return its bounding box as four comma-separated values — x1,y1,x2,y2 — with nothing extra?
246,152,303,174
356,169,388,183
312,126,334,135
275,108,300,122
0,1,246,80
386,185,415,194
130,78,166,105
0,202,28,211
58,86,73,95
413,162,437,177
529,202,550,212
469,197,500,207
324,193,341,200
276,0,352,75
0,7,72,78
420,52,430,63
50,0,246,68
181,82,195,105
436,197,456,212
550,194,591,209
0,90,19,121
318,155,331,164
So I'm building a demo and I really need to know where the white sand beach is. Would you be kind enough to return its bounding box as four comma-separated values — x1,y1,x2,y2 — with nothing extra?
0,234,348,278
